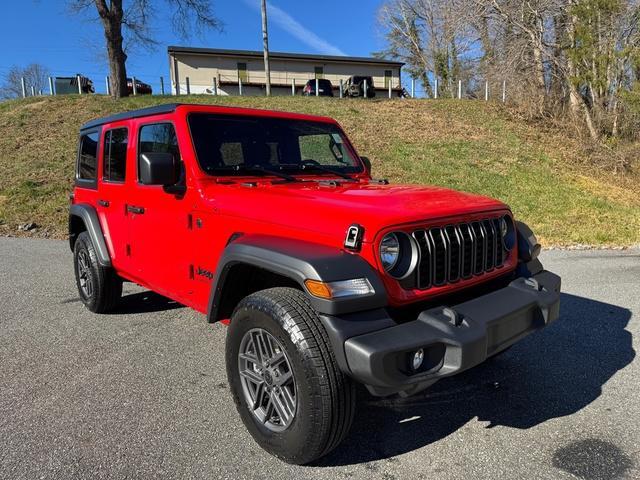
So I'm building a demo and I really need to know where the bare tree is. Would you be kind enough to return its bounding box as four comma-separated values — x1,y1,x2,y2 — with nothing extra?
0,63,50,99
378,0,480,97
68,0,222,98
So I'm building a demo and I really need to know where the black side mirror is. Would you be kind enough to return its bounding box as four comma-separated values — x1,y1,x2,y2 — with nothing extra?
139,152,178,186
360,156,372,175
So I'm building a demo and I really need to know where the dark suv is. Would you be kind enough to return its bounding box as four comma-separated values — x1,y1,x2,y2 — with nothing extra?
343,76,376,98
302,78,334,96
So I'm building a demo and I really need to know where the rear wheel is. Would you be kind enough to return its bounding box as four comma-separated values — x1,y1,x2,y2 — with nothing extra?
226,287,355,465
73,231,122,313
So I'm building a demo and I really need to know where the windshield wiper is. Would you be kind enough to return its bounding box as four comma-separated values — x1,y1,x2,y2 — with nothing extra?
298,162,356,181
229,164,298,182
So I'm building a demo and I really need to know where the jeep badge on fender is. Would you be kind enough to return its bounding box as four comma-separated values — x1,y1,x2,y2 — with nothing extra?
69,103,561,465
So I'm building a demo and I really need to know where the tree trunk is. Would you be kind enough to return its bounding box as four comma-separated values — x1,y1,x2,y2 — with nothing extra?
565,9,599,140
95,0,128,98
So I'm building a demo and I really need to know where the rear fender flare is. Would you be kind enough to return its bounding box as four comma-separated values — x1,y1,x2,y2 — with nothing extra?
69,204,111,267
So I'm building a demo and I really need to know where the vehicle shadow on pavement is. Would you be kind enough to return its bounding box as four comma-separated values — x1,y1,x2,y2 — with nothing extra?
108,291,184,315
320,293,635,466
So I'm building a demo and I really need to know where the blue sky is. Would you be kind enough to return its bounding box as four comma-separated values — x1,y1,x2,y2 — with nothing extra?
0,0,387,94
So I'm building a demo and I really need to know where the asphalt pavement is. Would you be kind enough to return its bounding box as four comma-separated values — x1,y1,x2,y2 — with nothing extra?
0,237,638,479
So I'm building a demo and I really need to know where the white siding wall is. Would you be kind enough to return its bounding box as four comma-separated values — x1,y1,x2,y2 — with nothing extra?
169,53,402,95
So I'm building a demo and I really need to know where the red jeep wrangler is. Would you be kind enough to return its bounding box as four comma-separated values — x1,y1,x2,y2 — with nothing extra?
69,103,561,464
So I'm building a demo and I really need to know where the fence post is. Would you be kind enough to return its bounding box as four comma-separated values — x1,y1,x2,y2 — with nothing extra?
21,77,26,98
411,78,415,98
363,78,367,99
212,77,217,96
291,78,295,96
31,86,36,96
105,76,111,96
485,80,489,101
49,76,54,95
502,80,506,103
76,75,82,94
458,80,462,99
186,76,191,95
339,79,343,99
132,76,138,95
315,78,319,97
388,80,392,99
238,77,242,96
434,77,438,99
160,76,165,95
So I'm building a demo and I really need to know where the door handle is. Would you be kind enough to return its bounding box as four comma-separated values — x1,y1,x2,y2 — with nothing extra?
97,199,110,207
126,205,145,215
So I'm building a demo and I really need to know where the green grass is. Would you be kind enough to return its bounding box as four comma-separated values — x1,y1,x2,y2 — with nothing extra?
0,94,638,246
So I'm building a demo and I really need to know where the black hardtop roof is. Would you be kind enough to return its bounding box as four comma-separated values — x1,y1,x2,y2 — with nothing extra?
80,103,180,130
80,103,336,131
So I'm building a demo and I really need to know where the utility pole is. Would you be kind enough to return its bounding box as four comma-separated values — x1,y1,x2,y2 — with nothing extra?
261,0,271,96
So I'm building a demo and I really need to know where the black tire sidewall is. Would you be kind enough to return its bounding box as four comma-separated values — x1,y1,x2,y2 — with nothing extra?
226,296,326,463
73,232,100,311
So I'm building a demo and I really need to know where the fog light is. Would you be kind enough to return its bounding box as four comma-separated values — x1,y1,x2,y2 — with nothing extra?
412,349,425,370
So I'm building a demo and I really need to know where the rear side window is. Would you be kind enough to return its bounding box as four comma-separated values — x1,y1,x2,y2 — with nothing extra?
103,128,128,182
78,131,99,182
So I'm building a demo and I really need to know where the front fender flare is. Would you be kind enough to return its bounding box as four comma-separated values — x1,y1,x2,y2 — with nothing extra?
207,235,387,321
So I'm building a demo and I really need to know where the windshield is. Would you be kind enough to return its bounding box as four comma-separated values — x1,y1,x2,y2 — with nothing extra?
188,113,363,176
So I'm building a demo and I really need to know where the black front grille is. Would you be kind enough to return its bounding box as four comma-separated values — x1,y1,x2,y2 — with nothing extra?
413,217,507,290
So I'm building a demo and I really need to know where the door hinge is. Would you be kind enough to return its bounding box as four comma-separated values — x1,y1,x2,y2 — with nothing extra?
189,264,195,279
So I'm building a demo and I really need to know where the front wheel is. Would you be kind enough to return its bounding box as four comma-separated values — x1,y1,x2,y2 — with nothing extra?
226,287,355,465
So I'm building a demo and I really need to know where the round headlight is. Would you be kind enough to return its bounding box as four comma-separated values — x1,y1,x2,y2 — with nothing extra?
379,231,419,280
380,233,400,270
501,215,516,250
499,217,508,237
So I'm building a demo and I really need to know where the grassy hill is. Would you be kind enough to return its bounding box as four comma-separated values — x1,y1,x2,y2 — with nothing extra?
0,94,638,247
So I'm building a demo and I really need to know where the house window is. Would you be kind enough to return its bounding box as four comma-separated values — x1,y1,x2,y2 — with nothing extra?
238,62,248,83
314,66,324,79
384,70,393,88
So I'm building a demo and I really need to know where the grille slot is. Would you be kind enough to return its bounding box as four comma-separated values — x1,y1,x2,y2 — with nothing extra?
413,217,507,290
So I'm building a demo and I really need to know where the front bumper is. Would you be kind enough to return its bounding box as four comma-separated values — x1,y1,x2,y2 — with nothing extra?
326,270,560,396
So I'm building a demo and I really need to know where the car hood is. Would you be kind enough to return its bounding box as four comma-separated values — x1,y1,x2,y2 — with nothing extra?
201,180,508,243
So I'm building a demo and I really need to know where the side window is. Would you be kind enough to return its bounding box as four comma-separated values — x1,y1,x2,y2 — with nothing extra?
103,128,128,182
78,130,99,182
138,123,181,181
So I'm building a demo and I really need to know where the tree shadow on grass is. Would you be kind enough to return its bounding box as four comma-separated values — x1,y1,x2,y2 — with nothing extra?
320,293,635,466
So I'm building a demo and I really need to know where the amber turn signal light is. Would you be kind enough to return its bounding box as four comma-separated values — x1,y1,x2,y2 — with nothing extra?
304,278,375,299
304,280,333,299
